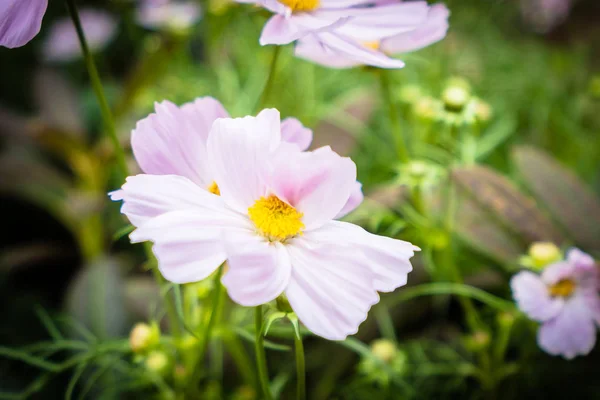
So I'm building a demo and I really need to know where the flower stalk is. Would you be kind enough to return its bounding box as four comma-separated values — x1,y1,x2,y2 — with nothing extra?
64,0,128,180
255,306,274,400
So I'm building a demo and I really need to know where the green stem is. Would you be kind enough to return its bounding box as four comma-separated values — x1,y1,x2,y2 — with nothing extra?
186,267,225,392
199,267,225,362
385,282,515,312
256,46,282,112
64,0,128,180
294,332,306,400
145,243,181,338
254,306,274,400
378,70,410,163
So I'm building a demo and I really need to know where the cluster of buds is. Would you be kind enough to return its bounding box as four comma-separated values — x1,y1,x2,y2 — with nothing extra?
129,322,174,377
397,77,492,127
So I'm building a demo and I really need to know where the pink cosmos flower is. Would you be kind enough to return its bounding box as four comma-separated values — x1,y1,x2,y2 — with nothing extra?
238,0,430,50
43,9,117,62
295,3,449,69
0,0,48,48
511,249,600,359
136,0,202,31
111,102,416,340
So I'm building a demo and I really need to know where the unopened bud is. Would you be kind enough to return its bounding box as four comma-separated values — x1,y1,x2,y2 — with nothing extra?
528,242,562,270
145,350,170,376
371,339,398,364
474,99,492,123
443,86,471,112
129,322,160,353
464,331,490,352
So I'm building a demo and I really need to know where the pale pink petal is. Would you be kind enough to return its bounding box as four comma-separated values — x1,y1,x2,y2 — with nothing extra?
381,4,449,54
304,220,414,292
538,296,597,359
270,146,356,230
566,248,596,270
222,236,291,306
110,174,224,227
130,209,244,284
207,109,281,213
135,1,202,30
336,181,363,218
285,239,380,340
294,35,362,69
260,13,350,45
511,271,564,322
315,2,430,41
281,117,313,151
131,98,228,187
318,0,377,8
295,32,405,69
0,0,47,48
541,261,576,286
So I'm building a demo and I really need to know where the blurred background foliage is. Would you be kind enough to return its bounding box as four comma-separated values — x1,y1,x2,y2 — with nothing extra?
1,0,599,398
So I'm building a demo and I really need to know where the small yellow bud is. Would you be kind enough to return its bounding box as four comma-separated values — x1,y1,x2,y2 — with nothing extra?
442,86,471,112
145,350,170,375
129,322,160,353
474,99,492,122
464,331,491,352
370,339,398,364
528,242,562,270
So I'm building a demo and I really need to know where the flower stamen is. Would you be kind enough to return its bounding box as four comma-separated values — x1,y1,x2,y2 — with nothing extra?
248,195,304,241
278,0,320,12
548,279,576,297
208,181,220,196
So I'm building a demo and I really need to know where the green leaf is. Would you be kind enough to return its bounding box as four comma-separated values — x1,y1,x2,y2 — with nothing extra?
452,166,564,245
112,225,135,242
512,146,600,250
263,312,287,337
286,313,301,341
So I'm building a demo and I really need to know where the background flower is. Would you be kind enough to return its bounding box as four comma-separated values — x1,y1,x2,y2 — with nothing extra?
42,9,117,62
511,249,600,359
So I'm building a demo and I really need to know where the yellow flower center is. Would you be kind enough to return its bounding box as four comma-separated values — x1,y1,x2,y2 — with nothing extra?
548,279,576,297
363,41,381,51
208,181,220,196
248,195,304,241
278,0,319,11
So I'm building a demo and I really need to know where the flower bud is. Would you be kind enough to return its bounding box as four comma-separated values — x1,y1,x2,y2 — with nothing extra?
442,86,471,112
275,294,294,314
464,331,490,353
528,242,562,270
129,322,160,353
413,96,441,121
474,99,492,123
371,339,397,364
145,350,171,376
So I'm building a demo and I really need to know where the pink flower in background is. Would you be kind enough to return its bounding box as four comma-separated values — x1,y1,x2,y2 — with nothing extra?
520,0,573,33
0,0,48,48
295,3,449,69
43,9,117,62
238,0,430,48
136,0,202,31
511,249,600,359
112,105,416,340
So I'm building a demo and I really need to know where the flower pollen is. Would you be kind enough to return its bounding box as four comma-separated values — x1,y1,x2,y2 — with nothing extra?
208,181,220,196
278,0,320,12
548,279,576,297
363,41,381,51
248,195,304,241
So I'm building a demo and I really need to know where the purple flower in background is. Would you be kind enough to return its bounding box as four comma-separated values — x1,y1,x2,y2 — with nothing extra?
43,9,117,62
295,3,449,69
0,0,48,48
520,0,573,33
136,0,202,31
511,248,600,359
